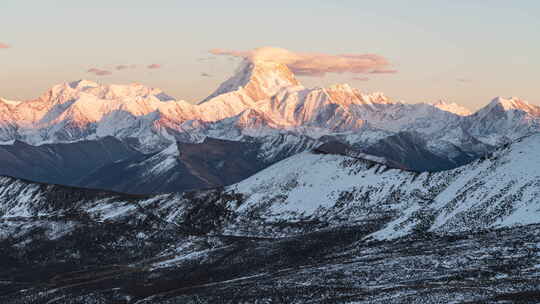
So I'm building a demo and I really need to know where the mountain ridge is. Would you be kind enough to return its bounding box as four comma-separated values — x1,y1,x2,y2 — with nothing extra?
1,61,537,144
0,60,539,176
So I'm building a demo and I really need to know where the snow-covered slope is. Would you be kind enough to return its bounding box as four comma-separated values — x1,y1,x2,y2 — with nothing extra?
224,133,540,239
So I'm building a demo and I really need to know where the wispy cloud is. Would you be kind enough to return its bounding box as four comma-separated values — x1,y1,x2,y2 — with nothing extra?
87,68,112,76
352,76,370,81
87,63,158,75
209,46,397,77
369,69,398,74
116,64,137,70
197,56,216,62
147,64,162,69
201,72,213,77
0,42,10,49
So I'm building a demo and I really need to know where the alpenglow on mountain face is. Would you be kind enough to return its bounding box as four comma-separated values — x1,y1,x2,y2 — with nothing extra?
1,59,539,154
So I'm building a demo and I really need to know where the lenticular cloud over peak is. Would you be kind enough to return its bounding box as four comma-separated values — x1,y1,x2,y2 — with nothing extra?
209,46,396,77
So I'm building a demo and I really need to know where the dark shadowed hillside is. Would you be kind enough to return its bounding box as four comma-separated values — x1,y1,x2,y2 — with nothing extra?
78,137,267,194
0,136,142,186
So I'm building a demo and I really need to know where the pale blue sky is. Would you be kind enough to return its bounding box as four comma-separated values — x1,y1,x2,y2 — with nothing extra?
1,0,538,109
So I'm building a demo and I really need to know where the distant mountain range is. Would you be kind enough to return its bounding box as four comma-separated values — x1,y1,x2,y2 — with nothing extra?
1,60,538,148
0,59,539,192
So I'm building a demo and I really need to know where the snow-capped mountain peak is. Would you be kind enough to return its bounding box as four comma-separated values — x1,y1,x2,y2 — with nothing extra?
0,98,21,107
429,100,472,116
68,79,100,90
327,83,354,93
323,84,392,108
473,96,540,121
485,96,540,114
200,59,301,104
62,80,175,102
464,96,540,146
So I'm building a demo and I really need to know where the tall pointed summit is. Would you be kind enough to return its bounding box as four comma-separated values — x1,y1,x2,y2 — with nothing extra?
200,59,301,104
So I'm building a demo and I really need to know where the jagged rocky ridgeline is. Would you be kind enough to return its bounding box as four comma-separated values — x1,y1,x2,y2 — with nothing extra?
1,133,540,303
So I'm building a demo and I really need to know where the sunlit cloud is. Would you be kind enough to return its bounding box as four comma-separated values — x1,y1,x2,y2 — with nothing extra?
147,64,162,69
0,42,10,49
87,68,112,76
209,46,397,77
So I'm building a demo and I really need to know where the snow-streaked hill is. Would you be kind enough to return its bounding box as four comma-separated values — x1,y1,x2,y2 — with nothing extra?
2,133,539,240
75,134,320,194
225,133,540,239
77,137,268,194
1,134,540,303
